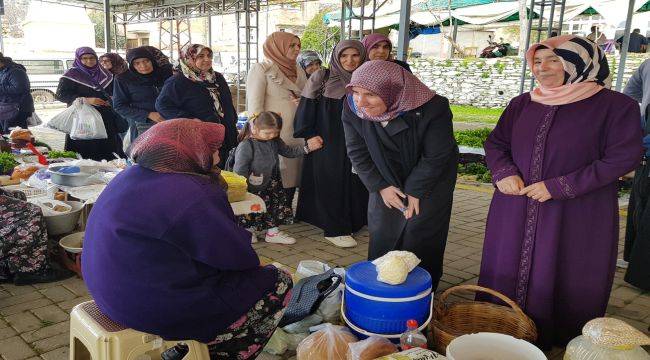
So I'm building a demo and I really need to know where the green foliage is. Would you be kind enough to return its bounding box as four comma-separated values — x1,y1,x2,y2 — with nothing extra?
495,61,506,74
458,162,492,183
0,152,18,175
87,10,126,49
47,151,79,159
453,128,492,148
451,105,503,124
481,71,490,78
461,58,472,68
475,61,484,69
301,9,340,53
444,59,453,67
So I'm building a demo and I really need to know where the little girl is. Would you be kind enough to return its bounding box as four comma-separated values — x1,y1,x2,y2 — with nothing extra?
233,111,321,244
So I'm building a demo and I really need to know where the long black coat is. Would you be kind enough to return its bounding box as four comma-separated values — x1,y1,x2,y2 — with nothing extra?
113,74,166,142
342,95,458,290
0,61,34,133
55,78,127,161
155,73,238,164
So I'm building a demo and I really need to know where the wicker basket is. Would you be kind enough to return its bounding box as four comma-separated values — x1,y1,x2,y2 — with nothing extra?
429,284,538,354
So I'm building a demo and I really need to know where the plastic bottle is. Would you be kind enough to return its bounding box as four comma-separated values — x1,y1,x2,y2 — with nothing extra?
399,319,428,350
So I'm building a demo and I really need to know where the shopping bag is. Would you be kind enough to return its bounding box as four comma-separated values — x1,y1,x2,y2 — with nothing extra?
70,101,108,140
48,99,81,134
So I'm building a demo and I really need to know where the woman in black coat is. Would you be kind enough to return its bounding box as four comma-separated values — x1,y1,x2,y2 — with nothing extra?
0,53,34,134
113,47,171,142
56,47,127,160
155,44,238,165
342,60,458,290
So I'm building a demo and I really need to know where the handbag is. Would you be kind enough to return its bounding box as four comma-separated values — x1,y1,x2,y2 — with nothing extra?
278,269,343,327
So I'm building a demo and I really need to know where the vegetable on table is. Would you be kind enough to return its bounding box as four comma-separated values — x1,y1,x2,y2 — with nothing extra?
0,152,19,175
47,150,79,159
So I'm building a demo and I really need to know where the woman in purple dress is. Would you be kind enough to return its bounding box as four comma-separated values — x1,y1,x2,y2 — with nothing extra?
83,119,292,359
478,35,643,349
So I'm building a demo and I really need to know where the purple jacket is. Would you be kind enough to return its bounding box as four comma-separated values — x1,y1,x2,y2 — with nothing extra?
82,165,278,342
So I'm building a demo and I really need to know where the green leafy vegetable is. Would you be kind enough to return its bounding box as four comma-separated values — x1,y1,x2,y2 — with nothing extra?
0,152,18,175
47,150,79,159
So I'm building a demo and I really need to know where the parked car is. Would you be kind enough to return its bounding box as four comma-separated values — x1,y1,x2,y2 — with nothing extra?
14,58,74,103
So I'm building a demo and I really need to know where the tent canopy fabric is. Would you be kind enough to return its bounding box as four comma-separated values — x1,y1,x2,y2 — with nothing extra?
328,0,650,29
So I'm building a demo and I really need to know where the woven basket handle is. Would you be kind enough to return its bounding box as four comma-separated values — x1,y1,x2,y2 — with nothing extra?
438,285,527,319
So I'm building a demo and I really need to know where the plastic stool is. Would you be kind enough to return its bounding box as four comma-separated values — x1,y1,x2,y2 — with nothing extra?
69,300,210,359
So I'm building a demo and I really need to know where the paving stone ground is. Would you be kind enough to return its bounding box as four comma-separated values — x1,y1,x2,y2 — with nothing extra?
0,184,647,359
3,114,644,359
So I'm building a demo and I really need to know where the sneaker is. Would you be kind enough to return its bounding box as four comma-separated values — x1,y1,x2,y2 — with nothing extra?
265,231,296,245
616,259,629,269
326,235,357,248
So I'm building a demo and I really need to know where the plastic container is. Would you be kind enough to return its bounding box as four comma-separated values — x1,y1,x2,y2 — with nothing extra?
400,320,428,350
59,232,84,254
446,333,546,360
44,200,83,236
342,261,433,342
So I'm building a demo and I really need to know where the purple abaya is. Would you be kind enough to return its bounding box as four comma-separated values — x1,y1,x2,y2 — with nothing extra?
478,89,643,349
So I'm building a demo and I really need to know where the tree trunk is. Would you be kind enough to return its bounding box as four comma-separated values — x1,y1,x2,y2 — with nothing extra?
519,0,529,56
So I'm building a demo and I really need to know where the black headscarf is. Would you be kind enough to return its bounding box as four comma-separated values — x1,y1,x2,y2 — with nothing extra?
118,47,170,87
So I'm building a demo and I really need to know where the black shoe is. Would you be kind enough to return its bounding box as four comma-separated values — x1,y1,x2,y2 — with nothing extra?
13,266,75,286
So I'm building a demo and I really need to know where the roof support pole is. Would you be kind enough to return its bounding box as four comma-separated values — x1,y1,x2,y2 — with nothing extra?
519,0,536,94
557,0,567,34
396,0,411,62
530,0,545,90
104,0,111,52
340,0,346,40
207,15,212,48
615,0,635,92
547,0,556,36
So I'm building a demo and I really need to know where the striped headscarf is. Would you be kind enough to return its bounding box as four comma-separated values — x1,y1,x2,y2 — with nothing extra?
346,60,435,122
129,119,225,177
526,35,609,106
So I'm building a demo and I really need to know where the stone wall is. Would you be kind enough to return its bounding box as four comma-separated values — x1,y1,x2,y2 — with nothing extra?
409,54,650,108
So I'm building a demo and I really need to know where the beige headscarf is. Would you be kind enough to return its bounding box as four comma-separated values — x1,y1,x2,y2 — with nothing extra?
263,31,300,83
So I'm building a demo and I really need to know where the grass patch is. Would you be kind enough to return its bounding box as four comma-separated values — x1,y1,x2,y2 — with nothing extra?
458,163,492,183
451,105,503,124
454,128,492,148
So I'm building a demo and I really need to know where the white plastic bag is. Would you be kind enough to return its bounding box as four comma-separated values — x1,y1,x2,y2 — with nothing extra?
283,314,323,334
296,324,357,360
30,199,72,216
70,100,107,140
48,99,80,133
263,328,290,355
122,128,131,154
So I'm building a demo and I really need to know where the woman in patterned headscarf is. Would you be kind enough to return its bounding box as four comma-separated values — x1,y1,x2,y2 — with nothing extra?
294,40,369,248
56,46,127,160
155,44,238,166
342,60,458,288
478,35,643,350
99,53,128,76
297,50,323,77
83,119,293,360
361,33,411,72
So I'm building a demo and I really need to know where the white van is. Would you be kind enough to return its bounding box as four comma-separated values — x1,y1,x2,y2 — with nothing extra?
13,58,75,103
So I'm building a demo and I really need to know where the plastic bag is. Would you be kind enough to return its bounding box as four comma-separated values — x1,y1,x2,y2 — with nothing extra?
263,328,290,355
122,128,131,154
347,336,398,360
70,100,107,140
564,318,650,360
27,112,42,127
283,314,323,334
295,260,345,322
48,98,81,133
296,324,357,360
30,199,72,216
372,251,421,285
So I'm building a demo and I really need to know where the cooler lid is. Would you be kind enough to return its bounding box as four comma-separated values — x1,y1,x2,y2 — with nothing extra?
345,261,432,298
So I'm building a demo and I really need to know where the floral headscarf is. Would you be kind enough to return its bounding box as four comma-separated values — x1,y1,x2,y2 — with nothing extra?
178,44,224,118
346,60,435,122
129,118,225,177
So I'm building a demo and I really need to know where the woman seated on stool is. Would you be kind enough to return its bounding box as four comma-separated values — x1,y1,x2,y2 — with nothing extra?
82,119,293,359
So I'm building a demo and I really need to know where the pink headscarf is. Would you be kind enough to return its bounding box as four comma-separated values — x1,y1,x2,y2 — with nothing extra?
129,119,225,177
361,33,392,57
346,60,435,122
526,35,609,106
